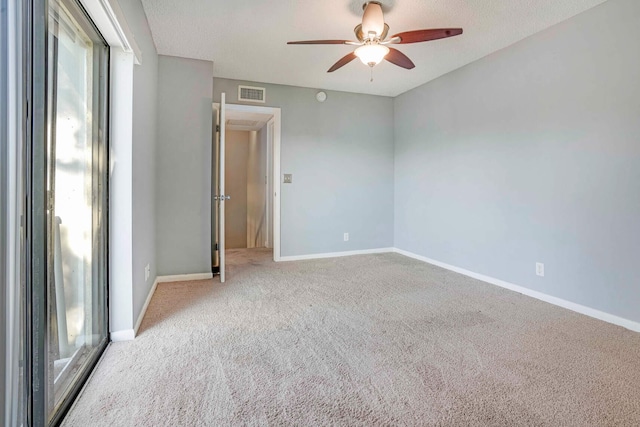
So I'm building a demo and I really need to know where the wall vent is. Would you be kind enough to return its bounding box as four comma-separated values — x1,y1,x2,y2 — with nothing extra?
238,85,266,103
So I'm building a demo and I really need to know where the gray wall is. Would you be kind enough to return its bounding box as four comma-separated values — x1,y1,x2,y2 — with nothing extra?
393,0,640,323
119,0,159,323
156,55,213,275
213,78,395,257
225,130,250,249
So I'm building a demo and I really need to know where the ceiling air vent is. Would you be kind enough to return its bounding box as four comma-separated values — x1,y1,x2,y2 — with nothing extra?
238,85,266,103
226,119,260,127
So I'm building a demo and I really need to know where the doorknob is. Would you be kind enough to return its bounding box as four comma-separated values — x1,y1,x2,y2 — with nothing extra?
214,195,231,201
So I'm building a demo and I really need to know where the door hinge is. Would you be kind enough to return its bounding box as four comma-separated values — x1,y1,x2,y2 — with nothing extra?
216,125,220,132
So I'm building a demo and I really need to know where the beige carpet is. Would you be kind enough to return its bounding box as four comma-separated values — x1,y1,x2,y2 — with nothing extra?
63,249,640,426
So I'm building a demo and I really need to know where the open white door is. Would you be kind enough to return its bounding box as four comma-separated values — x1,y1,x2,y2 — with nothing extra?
218,93,228,282
212,93,231,282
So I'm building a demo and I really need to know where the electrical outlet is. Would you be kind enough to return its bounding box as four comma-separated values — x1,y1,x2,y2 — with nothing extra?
344,232,349,242
283,174,293,184
536,262,544,277
145,264,150,281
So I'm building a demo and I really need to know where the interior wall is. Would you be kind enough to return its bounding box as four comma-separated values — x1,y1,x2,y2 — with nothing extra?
118,0,159,327
393,0,640,323
213,78,395,257
225,130,250,249
247,127,268,248
156,55,213,275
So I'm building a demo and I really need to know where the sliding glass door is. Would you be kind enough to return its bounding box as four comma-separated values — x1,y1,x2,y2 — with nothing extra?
43,0,109,422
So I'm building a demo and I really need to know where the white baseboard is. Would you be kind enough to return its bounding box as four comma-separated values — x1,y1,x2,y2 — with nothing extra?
392,248,640,333
279,247,394,262
156,272,213,283
111,273,213,342
110,329,135,342
134,276,159,336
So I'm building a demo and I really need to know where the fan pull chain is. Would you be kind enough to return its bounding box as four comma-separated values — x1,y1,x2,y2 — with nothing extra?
370,66,374,82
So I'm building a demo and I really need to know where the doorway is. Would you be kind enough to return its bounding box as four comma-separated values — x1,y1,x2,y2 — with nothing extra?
225,115,272,250
211,102,282,281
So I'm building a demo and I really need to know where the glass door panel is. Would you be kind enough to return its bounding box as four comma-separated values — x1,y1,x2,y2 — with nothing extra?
45,0,108,422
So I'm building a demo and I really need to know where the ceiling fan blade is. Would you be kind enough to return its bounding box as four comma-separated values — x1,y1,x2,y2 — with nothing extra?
327,52,357,72
287,40,351,45
385,48,415,70
391,28,463,44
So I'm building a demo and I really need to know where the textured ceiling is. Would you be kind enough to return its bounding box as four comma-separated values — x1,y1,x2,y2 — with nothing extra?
226,110,273,131
140,0,608,97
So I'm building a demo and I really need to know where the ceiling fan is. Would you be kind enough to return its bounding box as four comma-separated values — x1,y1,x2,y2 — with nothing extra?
287,1,463,75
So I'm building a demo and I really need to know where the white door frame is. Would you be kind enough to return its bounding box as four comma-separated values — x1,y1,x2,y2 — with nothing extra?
212,102,282,262
265,118,275,249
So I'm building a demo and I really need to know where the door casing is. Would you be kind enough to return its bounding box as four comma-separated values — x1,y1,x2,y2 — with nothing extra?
211,102,282,264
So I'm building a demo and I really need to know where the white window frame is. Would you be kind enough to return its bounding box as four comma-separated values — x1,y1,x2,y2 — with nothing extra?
79,0,140,341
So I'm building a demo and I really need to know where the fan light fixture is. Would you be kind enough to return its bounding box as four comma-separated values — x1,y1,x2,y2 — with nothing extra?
354,44,390,67
287,1,464,78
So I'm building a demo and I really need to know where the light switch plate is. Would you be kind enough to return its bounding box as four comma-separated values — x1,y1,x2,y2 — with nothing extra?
283,174,292,184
